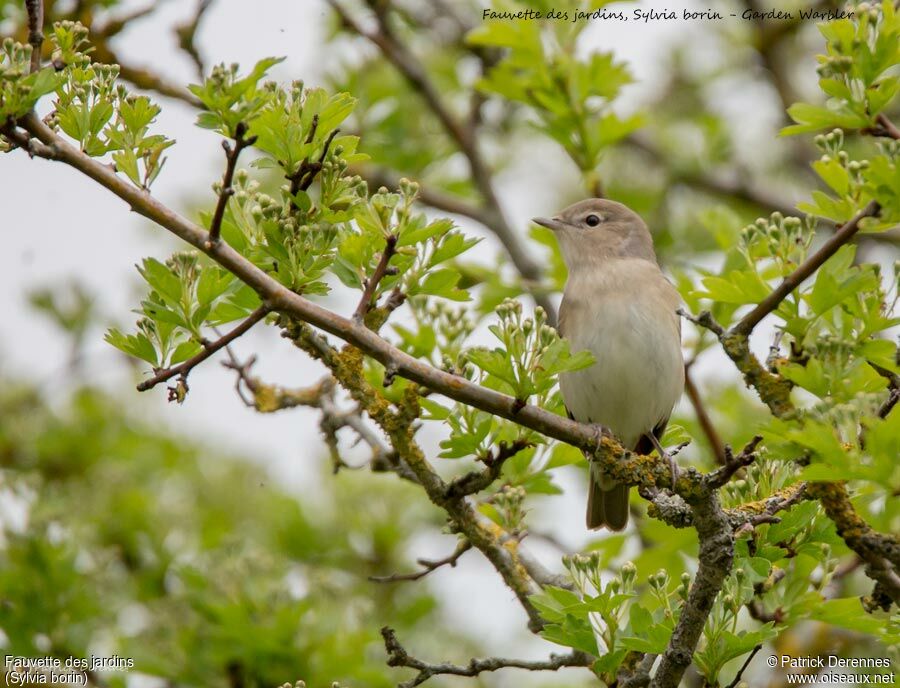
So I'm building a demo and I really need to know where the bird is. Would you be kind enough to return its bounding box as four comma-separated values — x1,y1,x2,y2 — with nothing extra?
533,199,684,530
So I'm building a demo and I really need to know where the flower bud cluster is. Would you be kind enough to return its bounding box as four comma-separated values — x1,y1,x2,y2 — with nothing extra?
494,485,527,531
740,212,814,269
813,129,844,155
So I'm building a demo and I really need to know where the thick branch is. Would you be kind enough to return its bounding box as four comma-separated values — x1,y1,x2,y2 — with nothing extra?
18,108,612,451
381,626,591,688
806,482,900,605
680,309,793,417
135,305,269,392
651,488,734,688
732,201,881,336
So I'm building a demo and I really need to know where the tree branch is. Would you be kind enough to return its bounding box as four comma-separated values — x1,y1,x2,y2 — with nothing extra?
278,318,548,631
287,126,339,199
380,626,591,688
369,538,471,583
221,354,404,477
651,487,734,688
806,482,900,606
175,0,213,77
135,304,269,393
873,113,900,141
25,0,44,73
732,201,881,336
444,439,533,499
684,364,727,465
209,122,255,244
18,108,611,449
353,233,398,322
90,41,202,108
725,645,761,688
707,436,764,488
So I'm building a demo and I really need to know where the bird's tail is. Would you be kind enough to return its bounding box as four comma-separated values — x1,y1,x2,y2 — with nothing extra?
585,431,662,530
586,463,629,531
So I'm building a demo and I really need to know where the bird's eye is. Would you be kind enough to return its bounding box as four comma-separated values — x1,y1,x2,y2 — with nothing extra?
585,214,601,227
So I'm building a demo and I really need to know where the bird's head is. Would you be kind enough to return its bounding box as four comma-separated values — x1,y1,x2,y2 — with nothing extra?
532,198,656,271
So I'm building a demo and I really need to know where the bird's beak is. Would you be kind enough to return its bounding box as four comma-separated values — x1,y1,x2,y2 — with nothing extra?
532,217,566,232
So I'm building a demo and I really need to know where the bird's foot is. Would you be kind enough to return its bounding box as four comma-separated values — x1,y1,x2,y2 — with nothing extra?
590,423,614,445
583,424,614,460
647,432,680,490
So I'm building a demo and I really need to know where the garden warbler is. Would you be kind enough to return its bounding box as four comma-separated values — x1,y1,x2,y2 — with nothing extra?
533,199,684,530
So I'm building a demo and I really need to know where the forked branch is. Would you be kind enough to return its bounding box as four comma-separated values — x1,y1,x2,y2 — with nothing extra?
208,121,256,244
136,305,269,393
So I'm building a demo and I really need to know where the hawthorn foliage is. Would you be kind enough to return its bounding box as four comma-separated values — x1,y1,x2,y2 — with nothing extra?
1,1,899,687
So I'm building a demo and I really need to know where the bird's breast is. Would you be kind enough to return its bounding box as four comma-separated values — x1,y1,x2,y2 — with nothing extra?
558,262,684,448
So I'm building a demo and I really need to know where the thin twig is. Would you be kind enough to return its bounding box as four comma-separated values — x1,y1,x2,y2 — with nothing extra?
136,305,269,392
288,128,339,200
25,0,44,73
381,626,591,688
874,113,900,140
444,439,533,499
748,483,808,526
209,122,255,244
684,364,727,466
369,539,472,582
707,436,764,488
354,234,398,322
725,645,762,688
732,201,881,336
878,387,900,419
677,308,725,337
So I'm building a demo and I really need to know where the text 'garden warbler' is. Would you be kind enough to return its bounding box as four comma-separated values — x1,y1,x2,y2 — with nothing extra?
533,199,684,530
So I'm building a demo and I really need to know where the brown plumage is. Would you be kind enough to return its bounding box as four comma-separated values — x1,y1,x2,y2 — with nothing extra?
534,199,684,530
